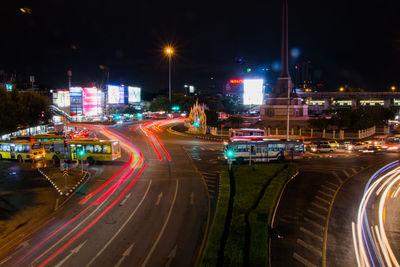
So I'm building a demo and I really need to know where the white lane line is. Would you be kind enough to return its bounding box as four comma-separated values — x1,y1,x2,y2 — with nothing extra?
342,170,350,178
311,201,328,212
55,239,87,267
331,171,343,183
86,181,152,267
155,192,163,206
317,190,333,199
321,185,336,193
307,209,326,221
304,217,324,231
315,195,331,205
119,193,131,206
293,252,317,267
297,238,322,257
141,180,179,267
114,243,134,267
300,226,323,242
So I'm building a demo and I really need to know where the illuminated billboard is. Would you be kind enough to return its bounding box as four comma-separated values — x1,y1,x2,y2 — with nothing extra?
243,79,264,105
57,91,70,107
128,86,141,103
69,87,83,115
107,85,124,104
82,87,99,116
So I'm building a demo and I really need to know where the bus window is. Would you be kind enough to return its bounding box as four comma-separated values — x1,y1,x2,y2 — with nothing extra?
44,144,53,152
86,145,94,153
94,145,102,153
32,143,43,150
103,145,111,154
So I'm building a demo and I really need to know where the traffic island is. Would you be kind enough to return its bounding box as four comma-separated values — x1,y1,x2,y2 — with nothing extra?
201,163,297,266
38,167,89,197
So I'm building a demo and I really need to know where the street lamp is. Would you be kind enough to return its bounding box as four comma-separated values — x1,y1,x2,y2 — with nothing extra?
339,87,344,92
391,86,396,92
165,46,174,103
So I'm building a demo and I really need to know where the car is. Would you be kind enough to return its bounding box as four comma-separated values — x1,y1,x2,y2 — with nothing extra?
360,146,385,154
344,141,353,150
328,140,339,148
352,142,368,151
316,144,334,153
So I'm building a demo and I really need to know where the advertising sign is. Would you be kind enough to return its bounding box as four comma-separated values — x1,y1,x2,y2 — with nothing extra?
57,91,70,107
82,87,99,116
243,79,264,105
108,85,124,104
69,87,83,115
5,84,12,92
128,86,141,103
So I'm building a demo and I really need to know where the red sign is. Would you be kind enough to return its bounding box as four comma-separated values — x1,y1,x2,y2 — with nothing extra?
229,79,243,84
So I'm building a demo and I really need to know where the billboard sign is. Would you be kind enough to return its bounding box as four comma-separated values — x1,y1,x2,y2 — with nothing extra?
82,87,99,116
5,84,13,92
57,91,70,107
243,79,264,105
128,86,141,103
108,85,125,104
70,87,83,115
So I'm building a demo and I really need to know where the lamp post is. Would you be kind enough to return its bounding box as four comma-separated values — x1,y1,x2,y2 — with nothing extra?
165,47,174,103
391,86,396,93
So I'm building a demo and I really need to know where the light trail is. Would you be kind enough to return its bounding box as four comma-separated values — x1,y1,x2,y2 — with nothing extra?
11,125,144,266
352,161,400,267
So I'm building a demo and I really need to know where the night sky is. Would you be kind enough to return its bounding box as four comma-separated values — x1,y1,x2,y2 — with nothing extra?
1,0,399,95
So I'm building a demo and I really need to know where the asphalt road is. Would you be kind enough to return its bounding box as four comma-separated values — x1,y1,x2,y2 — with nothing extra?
271,152,400,267
0,119,222,267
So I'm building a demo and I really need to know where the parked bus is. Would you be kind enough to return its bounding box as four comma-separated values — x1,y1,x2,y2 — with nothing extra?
0,140,44,162
224,139,304,163
44,139,121,165
12,134,64,142
229,128,266,141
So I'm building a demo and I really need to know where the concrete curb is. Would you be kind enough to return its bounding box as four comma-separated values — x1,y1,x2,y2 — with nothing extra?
167,126,225,142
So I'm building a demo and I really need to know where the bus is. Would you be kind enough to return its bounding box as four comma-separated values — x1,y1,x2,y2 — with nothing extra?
44,139,121,165
224,139,304,163
229,128,266,141
0,140,44,162
12,134,65,142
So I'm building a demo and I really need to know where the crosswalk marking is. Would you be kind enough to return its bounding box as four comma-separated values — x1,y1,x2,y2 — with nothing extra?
300,226,323,242
331,171,343,183
293,252,317,267
315,195,330,205
297,238,322,257
342,169,350,178
311,201,328,212
307,209,326,220
351,168,358,174
321,184,336,193
326,181,338,188
317,190,333,198
304,217,324,231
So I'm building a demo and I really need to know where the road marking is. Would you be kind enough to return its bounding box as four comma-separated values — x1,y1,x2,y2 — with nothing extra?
311,201,328,212
315,195,331,205
155,192,163,206
321,185,336,193
114,243,134,267
86,181,152,267
190,192,194,205
351,168,357,174
300,226,323,242
141,180,179,267
304,217,324,231
165,245,177,267
293,252,317,267
307,209,326,220
342,170,350,178
317,190,333,199
207,184,216,188
326,181,338,188
331,171,343,183
297,238,322,257
55,239,87,267
119,193,131,206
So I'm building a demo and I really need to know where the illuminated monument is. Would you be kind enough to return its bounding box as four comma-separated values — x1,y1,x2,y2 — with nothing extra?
261,0,308,121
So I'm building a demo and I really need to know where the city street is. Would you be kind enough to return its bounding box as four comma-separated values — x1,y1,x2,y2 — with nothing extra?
271,153,400,267
0,120,221,267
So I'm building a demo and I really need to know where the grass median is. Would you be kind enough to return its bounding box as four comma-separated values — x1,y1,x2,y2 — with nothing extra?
201,163,297,267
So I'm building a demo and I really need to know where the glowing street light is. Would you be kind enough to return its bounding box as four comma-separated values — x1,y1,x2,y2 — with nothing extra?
391,86,396,92
165,46,174,103
339,86,344,92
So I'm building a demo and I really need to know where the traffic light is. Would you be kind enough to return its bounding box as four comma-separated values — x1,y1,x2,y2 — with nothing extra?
78,150,85,157
246,67,251,73
226,149,234,158
171,106,180,111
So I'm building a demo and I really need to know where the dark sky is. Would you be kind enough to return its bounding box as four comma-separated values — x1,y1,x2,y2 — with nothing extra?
1,0,399,94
